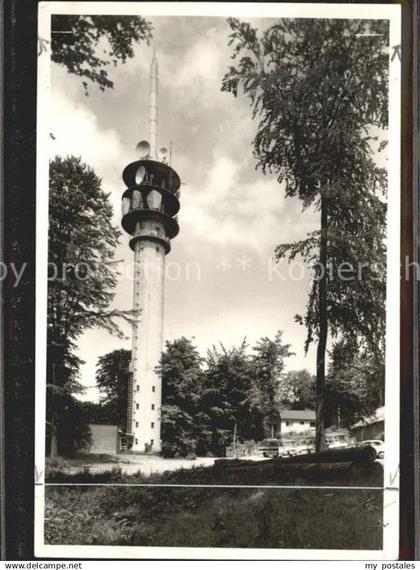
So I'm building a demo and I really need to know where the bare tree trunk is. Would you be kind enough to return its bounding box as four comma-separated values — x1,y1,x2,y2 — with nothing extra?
50,426,58,458
49,360,58,458
278,412,282,443
316,195,328,453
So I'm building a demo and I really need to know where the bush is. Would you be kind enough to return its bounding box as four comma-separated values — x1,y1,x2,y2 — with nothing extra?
46,456,70,475
161,438,197,458
185,452,197,461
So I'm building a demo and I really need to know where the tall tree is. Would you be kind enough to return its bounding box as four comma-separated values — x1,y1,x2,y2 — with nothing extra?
222,18,388,450
47,155,123,455
251,331,293,438
281,369,316,411
325,339,384,429
51,15,152,93
159,338,204,457
201,342,264,455
96,349,131,429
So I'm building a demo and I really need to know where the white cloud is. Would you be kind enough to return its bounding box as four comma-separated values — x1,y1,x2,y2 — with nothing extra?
50,80,131,230
179,148,318,254
51,86,125,174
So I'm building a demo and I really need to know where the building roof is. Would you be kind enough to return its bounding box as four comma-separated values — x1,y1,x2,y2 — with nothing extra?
351,406,385,429
280,409,315,421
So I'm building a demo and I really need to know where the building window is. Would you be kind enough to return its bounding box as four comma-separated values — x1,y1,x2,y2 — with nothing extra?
135,439,138,445
152,386,155,392
151,422,154,428
151,404,155,410
136,422,139,428
156,246,160,252
136,403,139,410
136,385,140,391
286,421,292,427
300,421,305,425
151,439,154,445
310,421,315,427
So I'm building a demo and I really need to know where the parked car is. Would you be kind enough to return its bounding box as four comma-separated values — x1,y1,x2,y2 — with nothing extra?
326,433,349,449
284,439,314,456
258,439,281,458
358,439,384,459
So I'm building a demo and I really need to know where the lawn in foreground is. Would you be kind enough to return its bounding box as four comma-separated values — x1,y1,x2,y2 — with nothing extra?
45,485,383,550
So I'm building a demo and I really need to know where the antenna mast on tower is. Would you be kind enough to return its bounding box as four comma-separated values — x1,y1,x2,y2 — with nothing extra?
149,49,158,160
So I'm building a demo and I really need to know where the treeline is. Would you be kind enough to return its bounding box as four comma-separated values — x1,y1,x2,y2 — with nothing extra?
87,333,383,458
47,333,384,457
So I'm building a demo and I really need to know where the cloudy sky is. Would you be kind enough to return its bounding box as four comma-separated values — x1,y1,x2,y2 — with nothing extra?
49,14,333,402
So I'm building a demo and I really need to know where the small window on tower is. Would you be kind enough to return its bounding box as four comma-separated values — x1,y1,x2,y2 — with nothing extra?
151,404,155,410
151,439,154,445
136,385,140,391
136,422,139,428
136,403,139,410
151,422,154,428
135,439,138,445
152,386,155,392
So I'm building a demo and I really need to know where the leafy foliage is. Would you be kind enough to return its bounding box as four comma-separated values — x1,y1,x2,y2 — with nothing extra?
48,156,122,341
222,18,388,450
159,338,204,457
223,18,388,200
250,331,294,437
47,156,123,454
281,369,316,410
199,341,264,455
96,349,131,429
325,340,384,428
51,15,152,93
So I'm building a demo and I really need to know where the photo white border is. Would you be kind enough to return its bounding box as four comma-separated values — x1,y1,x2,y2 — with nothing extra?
35,1,401,560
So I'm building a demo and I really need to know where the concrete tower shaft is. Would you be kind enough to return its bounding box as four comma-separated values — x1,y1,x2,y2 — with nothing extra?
131,237,165,452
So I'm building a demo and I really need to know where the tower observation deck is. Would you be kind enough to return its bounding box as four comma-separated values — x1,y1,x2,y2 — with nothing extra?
120,53,181,453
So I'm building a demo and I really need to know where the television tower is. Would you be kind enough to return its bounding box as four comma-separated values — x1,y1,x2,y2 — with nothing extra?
121,52,181,453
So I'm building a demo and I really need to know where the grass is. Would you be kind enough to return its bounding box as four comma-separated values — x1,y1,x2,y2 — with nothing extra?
45,457,384,549
46,457,383,487
45,485,383,549
47,453,124,467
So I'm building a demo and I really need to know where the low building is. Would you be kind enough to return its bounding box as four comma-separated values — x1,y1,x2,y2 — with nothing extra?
87,424,119,454
278,409,316,434
351,406,385,442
